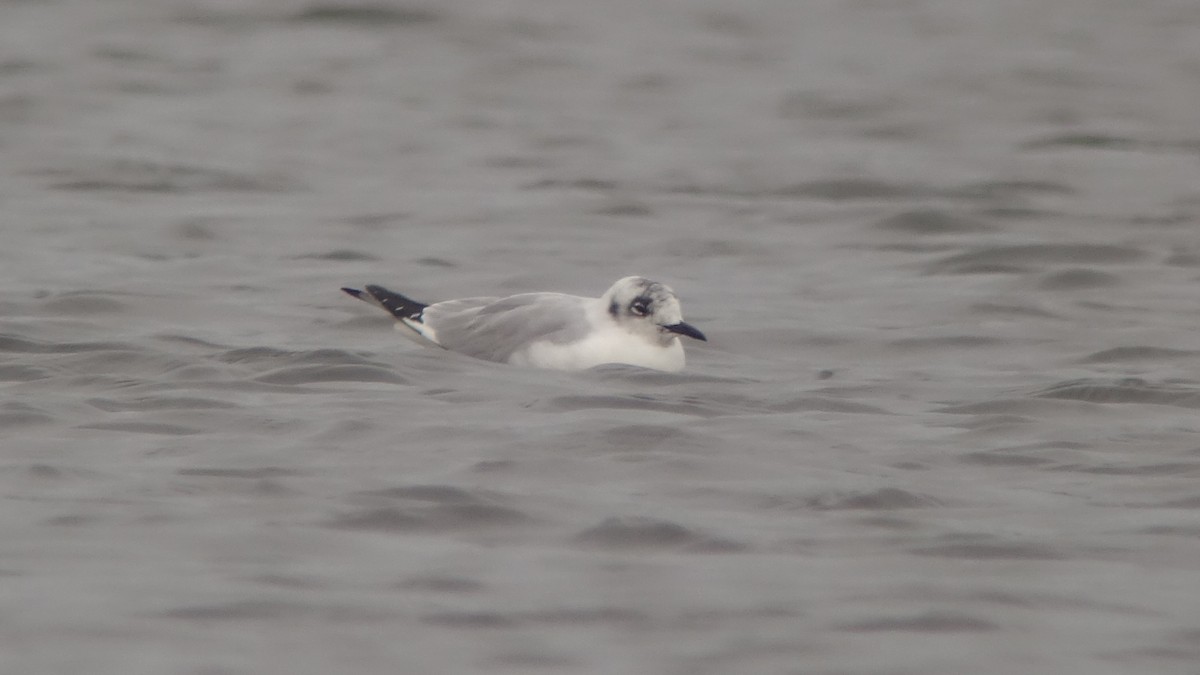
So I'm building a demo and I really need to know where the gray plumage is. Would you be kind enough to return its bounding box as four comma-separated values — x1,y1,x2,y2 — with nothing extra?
420,293,591,362
341,276,705,371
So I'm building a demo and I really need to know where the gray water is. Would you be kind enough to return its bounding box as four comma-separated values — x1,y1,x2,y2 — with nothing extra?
3,1,1200,673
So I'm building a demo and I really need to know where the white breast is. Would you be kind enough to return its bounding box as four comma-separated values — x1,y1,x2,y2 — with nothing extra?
512,328,686,372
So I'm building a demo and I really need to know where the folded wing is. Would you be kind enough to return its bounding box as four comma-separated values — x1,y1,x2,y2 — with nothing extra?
423,293,590,363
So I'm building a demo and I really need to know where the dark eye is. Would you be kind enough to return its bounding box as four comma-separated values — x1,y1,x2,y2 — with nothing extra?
630,300,649,316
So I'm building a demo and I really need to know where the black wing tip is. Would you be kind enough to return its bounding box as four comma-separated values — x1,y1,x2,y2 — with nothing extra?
345,283,428,321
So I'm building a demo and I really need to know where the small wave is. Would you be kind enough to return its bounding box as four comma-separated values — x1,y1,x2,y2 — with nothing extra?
889,335,1008,350
926,243,1144,274
328,484,531,532
539,394,727,418
254,364,408,386
159,600,387,622
79,421,201,435
1036,268,1120,290
969,302,1063,319
771,487,944,511
1080,346,1200,363
293,249,382,262
949,179,1076,200
326,504,530,532
1033,378,1200,408
36,158,295,193
838,612,997,633
397,576,486,594
874,209,995,234
177,467,301,479
911,541,1067,560
88,396,238,412
574,515,745,552
0,403,54,426
289,5,442,26
216,347,378,366
0,365,52,382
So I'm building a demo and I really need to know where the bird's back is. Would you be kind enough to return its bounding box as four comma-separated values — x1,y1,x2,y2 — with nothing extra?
422,293,592,363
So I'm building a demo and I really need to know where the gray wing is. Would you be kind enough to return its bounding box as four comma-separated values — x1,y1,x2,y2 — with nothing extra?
422,293,590,363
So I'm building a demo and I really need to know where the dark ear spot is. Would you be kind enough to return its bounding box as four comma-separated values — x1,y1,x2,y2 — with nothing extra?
609,300,620,317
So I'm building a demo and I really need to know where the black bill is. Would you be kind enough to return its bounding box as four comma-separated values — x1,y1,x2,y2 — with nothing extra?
663,322,707,341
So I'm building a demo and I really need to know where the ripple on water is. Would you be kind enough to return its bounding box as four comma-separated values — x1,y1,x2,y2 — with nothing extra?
765,396,890,414
595,424,701,450
888,335,1008,350
159,599,388,622
38,158,295,193
874,209,996,235
327,484,532,533
768,178,934,201
0,365,52,382
209,346,408,386
176,467,302,479
254,364,408,386
910,539,1068,561
293,249,382,262
397,575,487,593
1050,462,1200,477
0,402,54,426
768,487,944,510
35,348,204,381
934,398,1103,416
969,302,1063,319
960,450,1057,467
1080,346,1200,363
948,179,1076,200
3,463,104,481
1032,378,1200,408
925,243,1145,274
88,396,238,412
583,364,752,386
288,4,442,25
78,421,202,435
216,347,379,366
837,612,997,633
1036,268,1121,290
538,394,727,418
573,516,746,552
0,334,135,353
420,606,648,632
41,293,130,315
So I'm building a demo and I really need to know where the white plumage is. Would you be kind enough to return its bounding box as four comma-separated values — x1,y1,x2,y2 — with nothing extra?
342,276,706,372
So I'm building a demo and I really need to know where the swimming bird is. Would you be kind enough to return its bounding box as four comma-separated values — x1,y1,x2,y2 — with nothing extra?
341,276,706,372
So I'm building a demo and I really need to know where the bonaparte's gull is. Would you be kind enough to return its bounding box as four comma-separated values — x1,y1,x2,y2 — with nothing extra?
341,276,706,372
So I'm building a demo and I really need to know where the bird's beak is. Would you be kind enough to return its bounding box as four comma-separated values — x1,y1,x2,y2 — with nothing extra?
662,322,707,341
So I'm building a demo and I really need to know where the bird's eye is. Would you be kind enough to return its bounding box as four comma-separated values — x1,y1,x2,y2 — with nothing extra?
630,300,649,316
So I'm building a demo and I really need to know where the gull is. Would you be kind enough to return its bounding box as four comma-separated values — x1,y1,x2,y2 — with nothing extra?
341,276,706,372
